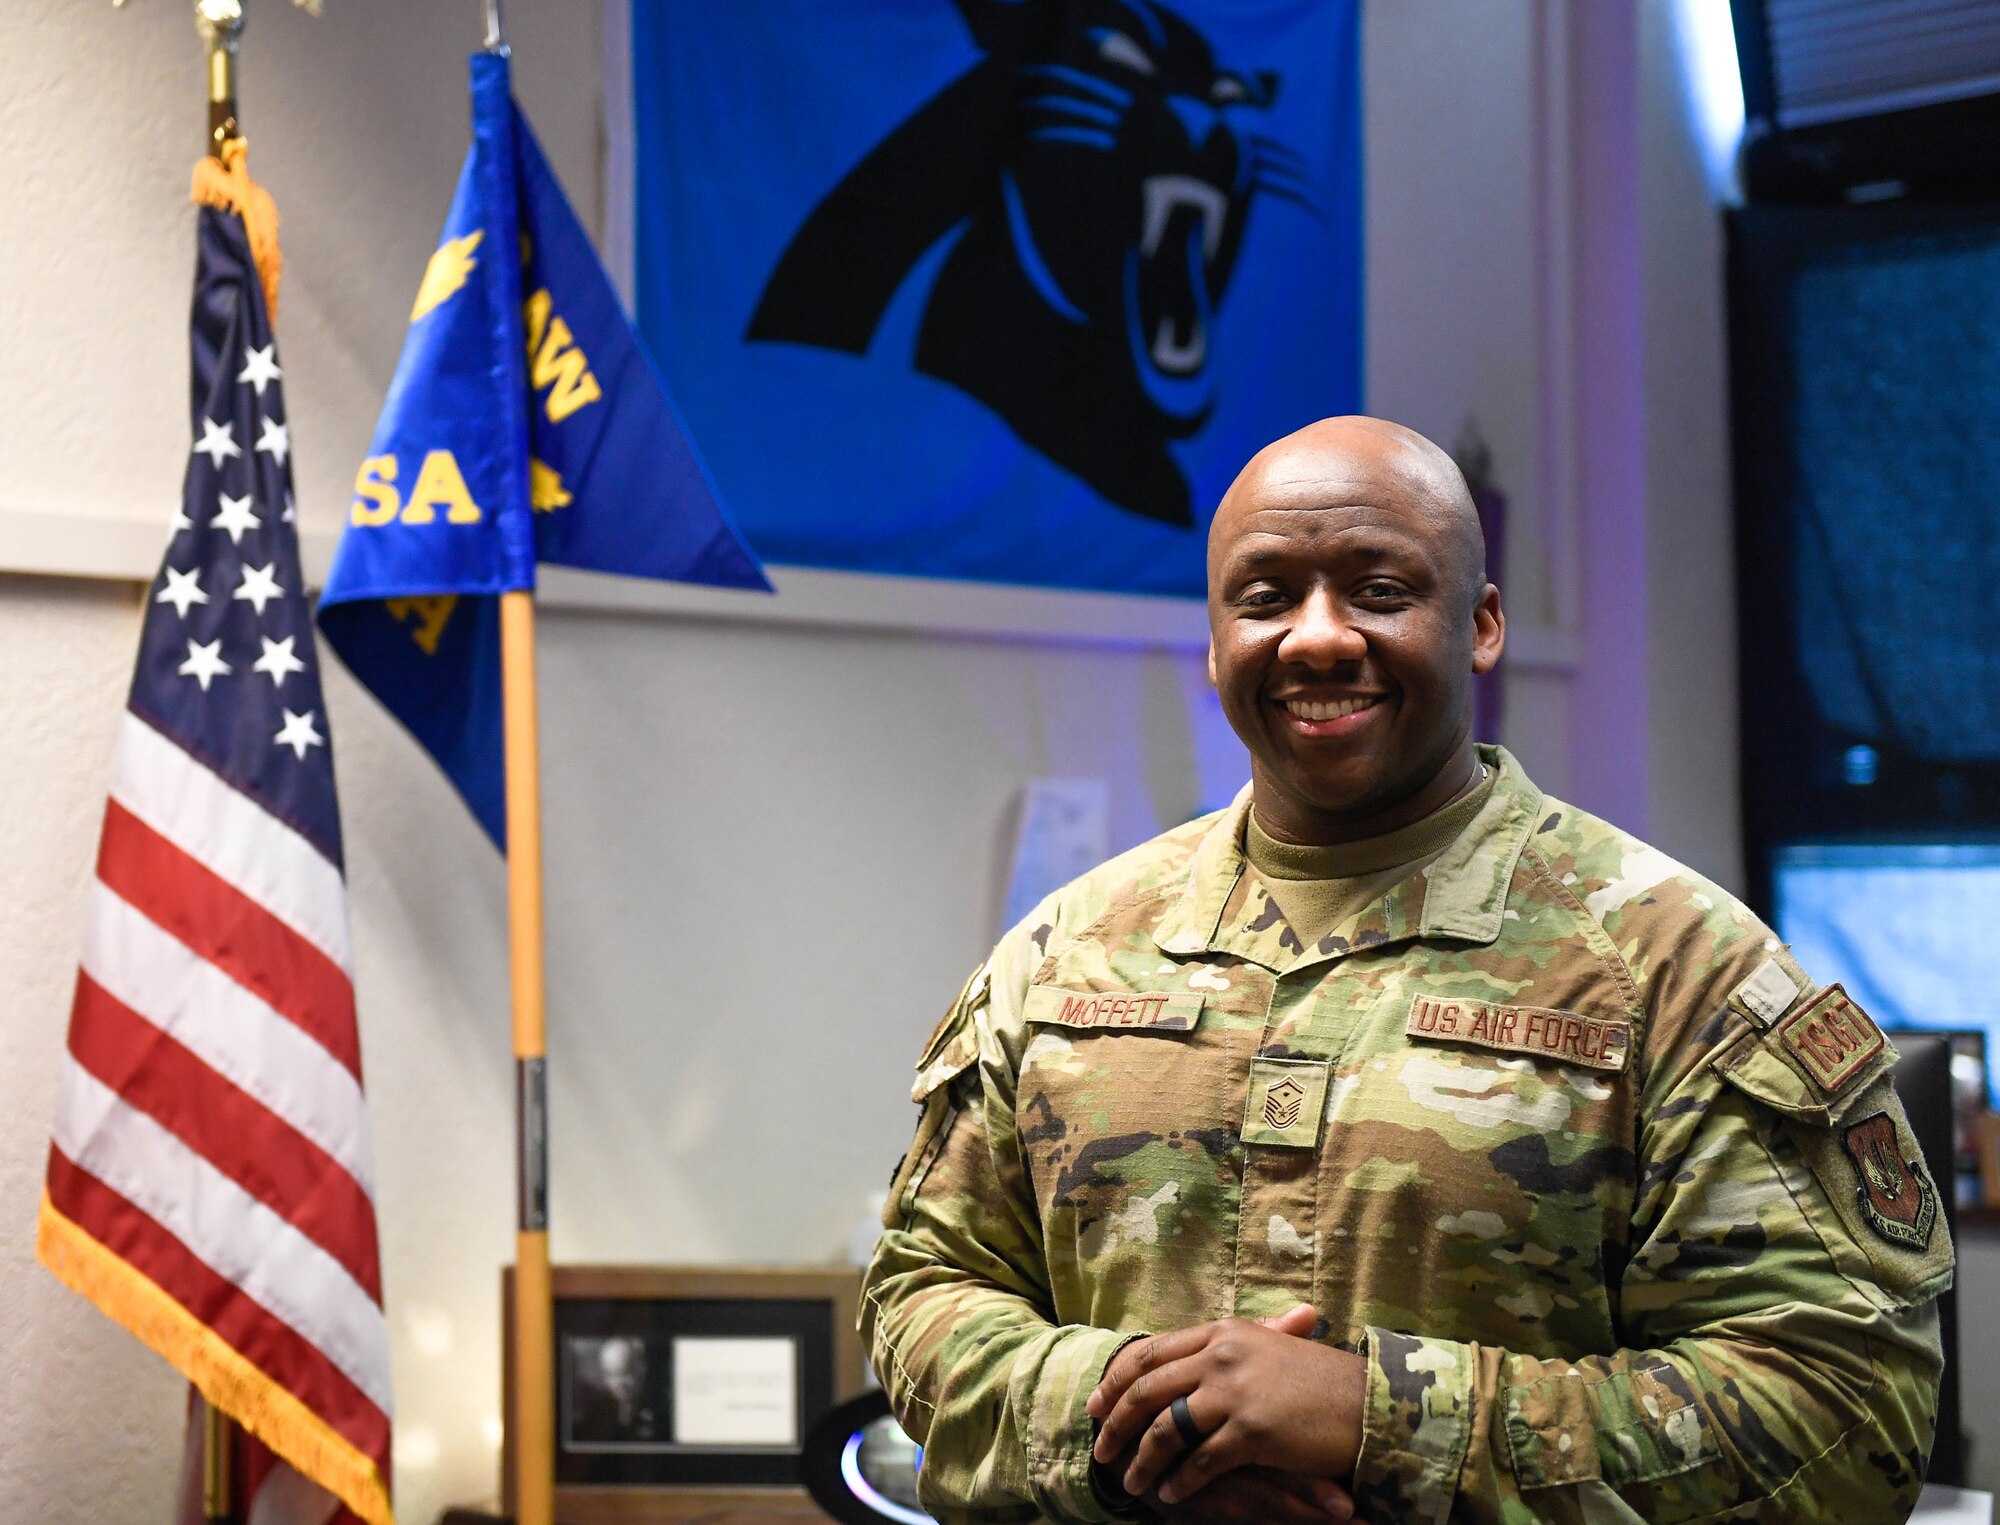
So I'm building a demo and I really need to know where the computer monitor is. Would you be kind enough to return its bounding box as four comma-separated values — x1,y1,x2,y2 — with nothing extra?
1887,1032,1964,1487
1772,842,1996,1106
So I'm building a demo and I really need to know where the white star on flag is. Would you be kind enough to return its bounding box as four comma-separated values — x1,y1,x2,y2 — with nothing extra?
254,416,290,468
282,492,296,524
251,635,307,688
238,344,282,396
177,638,231,692
193,417,240,467
233,562,283,616
273,708,324,760
213,493,261,545
155,566,209,618
170,501,194,534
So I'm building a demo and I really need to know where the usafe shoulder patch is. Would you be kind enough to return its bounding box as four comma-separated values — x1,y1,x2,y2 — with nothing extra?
1406,994,1631,1073
1775,984,1885,1097
1023,986,1201,1033
1842,1111,1939,1250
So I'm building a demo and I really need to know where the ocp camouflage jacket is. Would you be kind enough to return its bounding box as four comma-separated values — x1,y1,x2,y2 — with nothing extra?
862,747,1949,1524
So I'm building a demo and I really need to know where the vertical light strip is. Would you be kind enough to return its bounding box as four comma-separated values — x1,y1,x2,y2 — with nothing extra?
1672,0,1747,205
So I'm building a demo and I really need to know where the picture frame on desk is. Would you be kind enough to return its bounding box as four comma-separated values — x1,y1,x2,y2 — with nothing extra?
502,1264,867,1523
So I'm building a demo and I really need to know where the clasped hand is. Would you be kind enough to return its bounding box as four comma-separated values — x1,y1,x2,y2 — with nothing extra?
1086,1304,1369,1525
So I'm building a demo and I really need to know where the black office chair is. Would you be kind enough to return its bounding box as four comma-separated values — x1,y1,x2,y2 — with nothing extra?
1888,1031,1965,1486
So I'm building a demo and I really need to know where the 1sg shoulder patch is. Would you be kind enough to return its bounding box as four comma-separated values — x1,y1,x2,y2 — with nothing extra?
1774,984,1885,1098
1842,1111,1939,1251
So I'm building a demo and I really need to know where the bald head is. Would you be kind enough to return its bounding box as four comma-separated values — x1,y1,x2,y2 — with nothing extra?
1203,415,1506,844
1209,416,1486,603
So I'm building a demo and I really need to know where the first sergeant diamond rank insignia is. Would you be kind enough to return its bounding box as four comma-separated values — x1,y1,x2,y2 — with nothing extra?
1407,994,1632,1072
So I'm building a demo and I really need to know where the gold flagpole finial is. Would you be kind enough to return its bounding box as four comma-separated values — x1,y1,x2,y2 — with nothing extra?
194,1,245,159
107,0,325,156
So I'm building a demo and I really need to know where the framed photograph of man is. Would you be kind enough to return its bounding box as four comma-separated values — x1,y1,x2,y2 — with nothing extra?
563,1333,671,1451
502,1265,867,1518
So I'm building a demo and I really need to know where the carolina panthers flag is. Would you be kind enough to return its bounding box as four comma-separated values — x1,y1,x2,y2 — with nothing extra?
319,52,770,847
631,0,1360,597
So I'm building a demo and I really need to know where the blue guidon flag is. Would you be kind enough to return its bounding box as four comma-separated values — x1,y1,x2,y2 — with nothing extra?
631,0,1361,596
319,52,770,848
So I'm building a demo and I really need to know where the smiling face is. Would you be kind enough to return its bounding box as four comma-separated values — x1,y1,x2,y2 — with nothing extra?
1207,418,1505,845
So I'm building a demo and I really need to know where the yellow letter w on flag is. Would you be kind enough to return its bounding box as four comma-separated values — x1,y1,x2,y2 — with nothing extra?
523,288,602,424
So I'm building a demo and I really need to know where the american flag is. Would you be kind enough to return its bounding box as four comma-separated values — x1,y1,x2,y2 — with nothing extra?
37,204,394,1525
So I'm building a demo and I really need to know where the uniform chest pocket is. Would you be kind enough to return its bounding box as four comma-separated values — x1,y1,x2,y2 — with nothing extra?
1395,1047,1592,1134
1016,984,1238,1218
1379,1042,1638,1216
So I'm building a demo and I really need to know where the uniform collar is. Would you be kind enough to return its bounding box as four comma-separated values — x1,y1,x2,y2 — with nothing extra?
1154,745,1541,975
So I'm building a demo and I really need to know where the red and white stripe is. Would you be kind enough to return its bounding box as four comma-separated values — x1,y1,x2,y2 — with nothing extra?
48,713,392,1491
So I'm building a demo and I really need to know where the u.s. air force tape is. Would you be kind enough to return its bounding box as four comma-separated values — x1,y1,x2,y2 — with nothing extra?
1406,994,1631,1072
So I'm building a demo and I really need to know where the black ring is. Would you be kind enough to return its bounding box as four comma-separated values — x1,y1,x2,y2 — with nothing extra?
1168,1394,1204,1449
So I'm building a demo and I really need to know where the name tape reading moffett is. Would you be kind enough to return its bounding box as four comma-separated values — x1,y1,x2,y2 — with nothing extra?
1406,994,1632,1072
1025,988,1203,1032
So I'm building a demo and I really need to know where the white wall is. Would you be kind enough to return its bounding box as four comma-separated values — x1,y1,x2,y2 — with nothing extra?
1641,0,1742,890
0,3,1744,1523
1361,0,1581,805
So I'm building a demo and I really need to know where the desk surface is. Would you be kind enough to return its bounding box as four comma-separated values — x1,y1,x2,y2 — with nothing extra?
442,1488,831,1525
448,1482,1994,1525
1918,1485,1996,1523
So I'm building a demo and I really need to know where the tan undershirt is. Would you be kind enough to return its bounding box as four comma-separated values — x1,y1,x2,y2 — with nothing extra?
1243,765,1496,948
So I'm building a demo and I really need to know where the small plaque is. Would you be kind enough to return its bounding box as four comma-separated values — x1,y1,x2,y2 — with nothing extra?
508,1263,866,1510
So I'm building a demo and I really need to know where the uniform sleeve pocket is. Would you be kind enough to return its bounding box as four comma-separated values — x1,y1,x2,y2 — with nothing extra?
884,1083,967,1228
884,969,987,1228
1504,1362,1718,1491
1715,1034,1954,1308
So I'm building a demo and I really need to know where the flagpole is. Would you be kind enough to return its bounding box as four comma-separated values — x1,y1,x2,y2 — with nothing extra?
501,589,554,1525
202,1401,232,1523
198,11,245,1523
483,26,551,1525
501,591,555,1525
194,1,240,159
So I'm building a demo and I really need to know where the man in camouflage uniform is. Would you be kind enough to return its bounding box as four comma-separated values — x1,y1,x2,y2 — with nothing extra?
862,417,1949,1523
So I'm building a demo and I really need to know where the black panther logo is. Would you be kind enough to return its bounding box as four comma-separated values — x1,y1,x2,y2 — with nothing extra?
747,0,1312,526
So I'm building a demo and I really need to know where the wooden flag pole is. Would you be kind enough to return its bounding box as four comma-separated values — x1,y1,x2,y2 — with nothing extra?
501,588,555,1525
479,9,550,1521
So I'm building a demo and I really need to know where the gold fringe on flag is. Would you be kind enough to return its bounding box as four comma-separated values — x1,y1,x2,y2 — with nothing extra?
191,138,283,325
38,1196,394,1525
